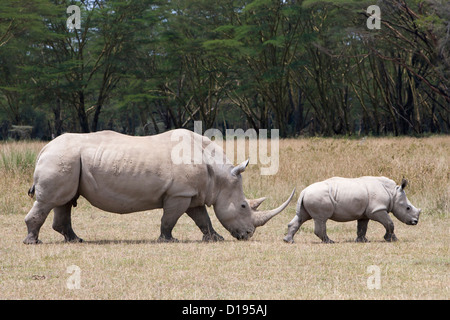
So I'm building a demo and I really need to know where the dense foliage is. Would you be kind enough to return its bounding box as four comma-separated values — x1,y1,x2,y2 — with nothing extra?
0,0,448,138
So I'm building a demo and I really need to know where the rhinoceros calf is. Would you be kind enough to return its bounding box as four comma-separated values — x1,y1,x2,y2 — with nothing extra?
283,176,421,243
24,130,294,244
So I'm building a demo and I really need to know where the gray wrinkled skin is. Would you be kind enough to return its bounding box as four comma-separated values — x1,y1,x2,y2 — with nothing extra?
23,130,294,244
284,176,421,244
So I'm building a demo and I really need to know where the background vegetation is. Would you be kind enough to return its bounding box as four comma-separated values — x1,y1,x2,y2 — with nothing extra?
1,0,449,139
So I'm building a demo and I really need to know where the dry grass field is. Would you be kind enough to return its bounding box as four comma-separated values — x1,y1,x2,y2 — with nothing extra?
0,135,448,299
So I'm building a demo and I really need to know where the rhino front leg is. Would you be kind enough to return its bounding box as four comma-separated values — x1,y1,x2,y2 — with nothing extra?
356,218,369,242
158,196,191,243
314,219,334,244
24,201,53,244
371,210,398,242
186,206,224,242
52,203,83,243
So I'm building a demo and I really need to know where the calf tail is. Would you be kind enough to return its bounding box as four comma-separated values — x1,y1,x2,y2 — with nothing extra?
28,184,35,198
296,190,305,216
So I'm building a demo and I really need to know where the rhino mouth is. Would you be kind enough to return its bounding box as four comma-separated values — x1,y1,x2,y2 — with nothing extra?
232,229,254,240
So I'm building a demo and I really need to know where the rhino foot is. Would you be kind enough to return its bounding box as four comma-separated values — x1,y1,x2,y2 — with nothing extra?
283,235,295,244
322,238,335,244
65,237,84,243
202,232,224,242
355,236,369,243
384,233,398,242
23,237,42,245
157,235,179,243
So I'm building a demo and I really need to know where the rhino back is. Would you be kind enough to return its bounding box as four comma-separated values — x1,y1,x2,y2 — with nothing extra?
37,130,219,213
326,177,369,221
302,181,335,219
359,176,395,214
301,176,397,223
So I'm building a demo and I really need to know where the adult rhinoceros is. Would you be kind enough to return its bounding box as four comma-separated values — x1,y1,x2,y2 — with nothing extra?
24,129,294,244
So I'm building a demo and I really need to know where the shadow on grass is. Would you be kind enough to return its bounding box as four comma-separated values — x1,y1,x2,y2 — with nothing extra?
341,238,414,243
42,238,236,245
87,239,199,245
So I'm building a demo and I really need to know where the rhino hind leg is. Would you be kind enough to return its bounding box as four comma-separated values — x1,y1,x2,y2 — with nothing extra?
356,218,369,243
52,203,83,243
314,219,334,244
23,201,53,244
283,215,300,243
283,212,311,243
158,196,191,243
186,206,224,242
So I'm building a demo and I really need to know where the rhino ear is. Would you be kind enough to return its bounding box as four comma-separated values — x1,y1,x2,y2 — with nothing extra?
401,178,408,190
231,159,249,176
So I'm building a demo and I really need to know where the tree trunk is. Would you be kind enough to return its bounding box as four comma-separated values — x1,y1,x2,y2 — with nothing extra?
53,97,63,137
77,91,90,133
92,104,102,132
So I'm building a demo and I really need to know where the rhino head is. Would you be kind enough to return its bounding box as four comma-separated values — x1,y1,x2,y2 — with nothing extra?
391,178,421,225
212,159,295,240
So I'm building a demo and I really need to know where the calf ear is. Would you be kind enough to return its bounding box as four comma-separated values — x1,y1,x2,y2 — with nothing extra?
401,178,408,190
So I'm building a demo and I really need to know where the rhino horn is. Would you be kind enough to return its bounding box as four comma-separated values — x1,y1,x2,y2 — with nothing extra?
252,188,296,227
247,197,266,210
231,159,249,176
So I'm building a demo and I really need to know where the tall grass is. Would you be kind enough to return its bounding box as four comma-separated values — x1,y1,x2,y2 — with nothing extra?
0,137,448,216
0,141,43,174
242,136,449,218
0,141,45,215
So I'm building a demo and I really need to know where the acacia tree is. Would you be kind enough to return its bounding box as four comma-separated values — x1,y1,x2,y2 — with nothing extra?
151,0,233,130
0,0,54,127
356,0,450,134
29,0,159,133
292,0,449,135
1,0,449,137
206,0,308,136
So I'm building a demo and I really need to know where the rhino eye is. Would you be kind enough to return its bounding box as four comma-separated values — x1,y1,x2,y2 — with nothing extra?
241,204,246,209
406,206,411,211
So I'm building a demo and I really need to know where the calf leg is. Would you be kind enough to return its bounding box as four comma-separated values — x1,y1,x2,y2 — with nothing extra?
24,201,53,244
186,206,224,242
283,211,311,243
283,215,301,243
371,210,398,242
314,219,334,243
356,218,369,242
52,203,83,243
158,196,191,242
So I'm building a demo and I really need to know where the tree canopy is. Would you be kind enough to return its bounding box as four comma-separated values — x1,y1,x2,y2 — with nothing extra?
0,0,448,139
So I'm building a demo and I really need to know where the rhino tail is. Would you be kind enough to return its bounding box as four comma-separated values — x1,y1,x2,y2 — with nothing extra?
26,145,47,199
28,184,35,198
295,190,305,216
